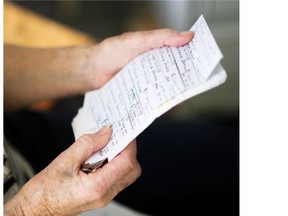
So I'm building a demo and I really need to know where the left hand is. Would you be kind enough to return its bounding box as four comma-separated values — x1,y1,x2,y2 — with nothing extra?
87,29,194,89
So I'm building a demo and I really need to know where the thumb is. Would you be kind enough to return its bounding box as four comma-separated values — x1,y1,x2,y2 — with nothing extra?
63,125,112,170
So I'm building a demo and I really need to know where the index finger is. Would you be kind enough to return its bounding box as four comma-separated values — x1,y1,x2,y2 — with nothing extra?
87,140,139,187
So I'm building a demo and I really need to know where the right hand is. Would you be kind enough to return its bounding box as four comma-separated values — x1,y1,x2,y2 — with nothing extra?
4,125,141,216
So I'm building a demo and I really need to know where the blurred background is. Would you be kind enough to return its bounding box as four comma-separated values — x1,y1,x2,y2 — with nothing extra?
4,0,239,125
4,1,239,215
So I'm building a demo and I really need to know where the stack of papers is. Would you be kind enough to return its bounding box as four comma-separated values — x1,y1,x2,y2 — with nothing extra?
72,15,227,172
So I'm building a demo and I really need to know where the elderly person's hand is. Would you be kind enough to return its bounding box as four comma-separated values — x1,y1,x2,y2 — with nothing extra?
4,125,141,216
88,29,194,89
4,28,194,216
4,29,193,111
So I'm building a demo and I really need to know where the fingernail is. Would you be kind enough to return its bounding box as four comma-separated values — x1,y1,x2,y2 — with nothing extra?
99,125,111,135
179,31,193,36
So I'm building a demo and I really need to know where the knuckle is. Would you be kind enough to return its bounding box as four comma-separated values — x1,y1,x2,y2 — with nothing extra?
119,31,134,40
136,163,142,177
124,159,142,178
78,134,94,144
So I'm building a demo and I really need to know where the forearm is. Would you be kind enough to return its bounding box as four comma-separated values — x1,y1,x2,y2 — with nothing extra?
4,184,50,216
4,197,25,216
4,30,193,112
4,44,99,111
4,166,74,216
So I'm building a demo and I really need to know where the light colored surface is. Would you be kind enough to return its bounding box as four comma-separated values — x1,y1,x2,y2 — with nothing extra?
78,200,150,216
4,2,95,48
4,1,96,110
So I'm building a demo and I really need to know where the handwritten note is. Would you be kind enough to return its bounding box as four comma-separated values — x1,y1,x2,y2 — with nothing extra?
72,15,227,172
